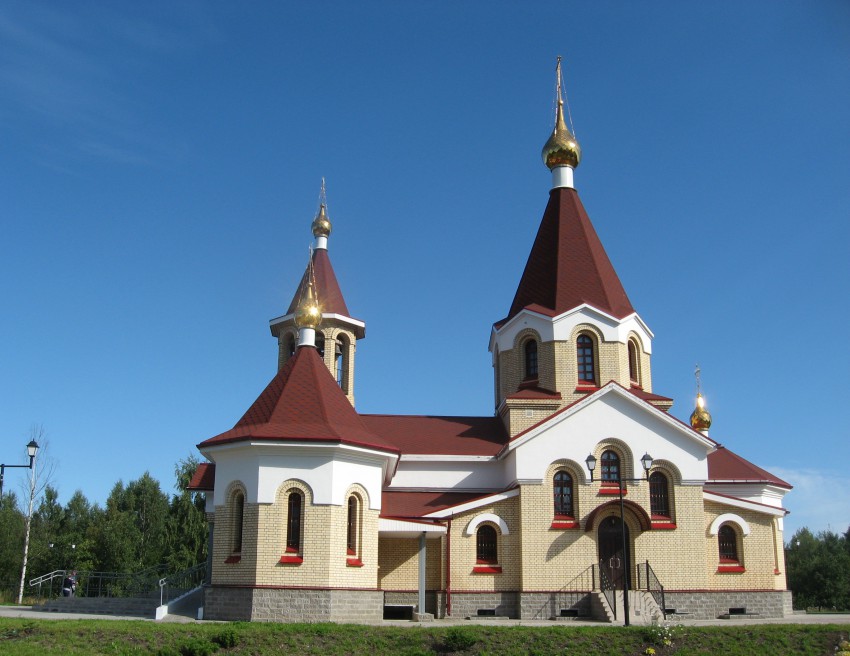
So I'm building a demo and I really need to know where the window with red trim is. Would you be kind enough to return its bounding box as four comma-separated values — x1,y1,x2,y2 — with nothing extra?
601,450,620,484
628,339,640,386
347,496,358,556
577,334,596,384
718,525,739,563
476,525,497,564
649,472,670,518
553,471,573,517
232,491,244,555
524,339,538,380
286,491,302,552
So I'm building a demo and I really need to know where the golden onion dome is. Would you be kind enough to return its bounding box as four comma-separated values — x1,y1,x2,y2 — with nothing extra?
311,203,332,238
542,98,581,170
690,393,712,432
294,281,322,330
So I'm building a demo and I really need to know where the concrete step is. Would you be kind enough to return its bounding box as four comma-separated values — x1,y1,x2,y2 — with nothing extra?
36,596,159,618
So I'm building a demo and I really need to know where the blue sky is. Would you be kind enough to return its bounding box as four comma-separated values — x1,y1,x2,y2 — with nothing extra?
1,2,848,539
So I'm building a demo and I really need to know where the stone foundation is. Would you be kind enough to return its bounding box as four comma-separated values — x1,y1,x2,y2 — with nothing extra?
446,591,519,619
520,591,592,620
204,586,383,622
383,591,444,617
663,590,792,620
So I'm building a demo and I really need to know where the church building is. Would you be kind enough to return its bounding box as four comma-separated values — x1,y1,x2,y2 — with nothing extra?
189,61,792,623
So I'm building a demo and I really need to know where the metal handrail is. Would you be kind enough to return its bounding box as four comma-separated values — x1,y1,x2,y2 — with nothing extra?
29,566,167,600
158,562,207,606
597,563,617,620
644,560,666,617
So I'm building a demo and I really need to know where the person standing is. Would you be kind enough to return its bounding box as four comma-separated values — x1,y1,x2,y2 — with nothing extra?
62,570,77,597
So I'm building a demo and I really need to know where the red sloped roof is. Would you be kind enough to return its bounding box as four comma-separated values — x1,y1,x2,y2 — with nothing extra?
287,248,351,317
503,187,634,324
627,387,673,403
381,490,495,519
707,446,791,489
360,414,508,456
199,346,398,454
187,462,215,491
506,385,562,400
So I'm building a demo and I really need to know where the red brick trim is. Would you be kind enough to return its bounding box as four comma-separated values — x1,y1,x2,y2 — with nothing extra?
224,555,241,564
279,555,303,564
598,486,627,495
472,565,502,574
717,565,746,573
346,558,364,567
550,520,579,529
651,522,677,530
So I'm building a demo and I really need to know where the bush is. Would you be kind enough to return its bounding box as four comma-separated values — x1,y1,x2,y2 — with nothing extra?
212,628,238,648
177,638,219,656
441,627,477,652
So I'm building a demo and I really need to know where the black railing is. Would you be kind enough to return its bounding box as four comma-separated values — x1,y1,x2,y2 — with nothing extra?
30,566,166,601
158,563,207,606
597,563,617,620
635,560,666,618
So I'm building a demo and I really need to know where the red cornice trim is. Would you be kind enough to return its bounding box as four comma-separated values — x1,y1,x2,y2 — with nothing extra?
716,566,746,573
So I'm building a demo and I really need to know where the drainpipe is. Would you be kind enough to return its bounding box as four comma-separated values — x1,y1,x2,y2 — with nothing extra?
418,532,426,615
445,517,452,617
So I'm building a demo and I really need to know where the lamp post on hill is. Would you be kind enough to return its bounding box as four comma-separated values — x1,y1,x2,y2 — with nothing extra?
0,439,39,497
585,451,653,627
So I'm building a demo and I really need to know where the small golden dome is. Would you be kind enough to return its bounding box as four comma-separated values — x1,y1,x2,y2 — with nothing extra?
690,393,712,432
311,203,332,238
542,99,581,170
294,281,322,330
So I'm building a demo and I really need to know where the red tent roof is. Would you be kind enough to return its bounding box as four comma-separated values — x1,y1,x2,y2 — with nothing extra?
287,248,351,317
187,462,215,491
361,414,507,456
199,346,398,454
707,446,791,489
503,187,634,324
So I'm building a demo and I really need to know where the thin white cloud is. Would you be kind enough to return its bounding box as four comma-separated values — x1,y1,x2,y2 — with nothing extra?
768,466,850,539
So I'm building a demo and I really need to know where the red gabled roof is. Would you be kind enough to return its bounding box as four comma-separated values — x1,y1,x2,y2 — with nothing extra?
287,248,351,317
361,414,508,456
502,187,634,324
707,446,791,489
381,490,496,519
199,346,398,454
187,462,215,491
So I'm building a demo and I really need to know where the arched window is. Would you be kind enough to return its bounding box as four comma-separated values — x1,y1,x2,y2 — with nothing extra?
601,450,620,483
577,334,596,384
232,491,245,554
553,471,573,517
346,496,358,556
524,339,538,379
285,334,296,361
476,524,497,564
335,335,349,392
718,524,739,563
286,491,303,552
628,339,640,385
316,333,325,359
649,472,670,517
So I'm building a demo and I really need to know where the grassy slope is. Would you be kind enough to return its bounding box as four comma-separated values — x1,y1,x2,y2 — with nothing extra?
0,619,848,655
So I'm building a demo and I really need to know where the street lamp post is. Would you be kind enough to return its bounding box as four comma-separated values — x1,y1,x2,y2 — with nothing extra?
586,451,653,627
0,440,40,497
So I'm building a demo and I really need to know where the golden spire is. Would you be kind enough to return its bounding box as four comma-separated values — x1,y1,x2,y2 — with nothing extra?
542,56,581,170
311,178,332,238
689,364,712,432
294,252,322,330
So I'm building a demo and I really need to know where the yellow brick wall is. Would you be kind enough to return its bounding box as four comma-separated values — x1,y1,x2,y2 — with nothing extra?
703,501,784,590
378,537,443,590
325,485,379,588
447,497,521,592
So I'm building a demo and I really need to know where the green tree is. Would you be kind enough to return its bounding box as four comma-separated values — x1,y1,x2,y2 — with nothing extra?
786,527,850,610
0,492,24,600
166,455,208,571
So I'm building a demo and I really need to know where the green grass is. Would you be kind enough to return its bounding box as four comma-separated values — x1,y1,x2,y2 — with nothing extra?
0,619,847,655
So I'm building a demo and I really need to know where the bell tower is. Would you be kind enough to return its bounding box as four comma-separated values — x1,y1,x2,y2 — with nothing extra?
490,58,665,437
270,181,365,406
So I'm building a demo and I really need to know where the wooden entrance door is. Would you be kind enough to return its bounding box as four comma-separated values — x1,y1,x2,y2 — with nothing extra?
598,516,629,590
